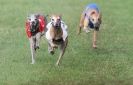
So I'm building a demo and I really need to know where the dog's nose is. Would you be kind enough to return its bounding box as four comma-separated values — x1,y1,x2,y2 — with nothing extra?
32,21,37,27
55,22,60,27
55,23,58,26
32,21,35,24
95,23,100,28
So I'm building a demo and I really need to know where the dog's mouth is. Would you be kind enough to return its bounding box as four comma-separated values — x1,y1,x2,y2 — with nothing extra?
55,25,60,28
30,21,39,33
53,23,61,28
89,19,100,28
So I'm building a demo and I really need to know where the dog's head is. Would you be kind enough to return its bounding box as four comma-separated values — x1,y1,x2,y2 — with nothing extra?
89,11,101,28
50,15,61,28
27,14,39,32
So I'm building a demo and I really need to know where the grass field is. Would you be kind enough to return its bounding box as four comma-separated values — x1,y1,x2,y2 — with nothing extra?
0,0,133,85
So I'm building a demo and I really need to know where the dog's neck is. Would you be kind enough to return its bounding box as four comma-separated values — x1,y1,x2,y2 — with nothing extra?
50,25,63,40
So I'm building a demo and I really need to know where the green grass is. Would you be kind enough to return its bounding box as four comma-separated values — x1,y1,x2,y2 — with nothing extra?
0,0,133,85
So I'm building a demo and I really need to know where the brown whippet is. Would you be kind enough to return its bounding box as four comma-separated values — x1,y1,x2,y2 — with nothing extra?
45,15,68,66
78,3,102,48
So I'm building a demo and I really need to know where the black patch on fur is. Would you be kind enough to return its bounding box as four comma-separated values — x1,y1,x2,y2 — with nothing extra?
53,38,64,44
30,20,39,36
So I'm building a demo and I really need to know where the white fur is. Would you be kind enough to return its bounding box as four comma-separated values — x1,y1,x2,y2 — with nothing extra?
46,21,68,42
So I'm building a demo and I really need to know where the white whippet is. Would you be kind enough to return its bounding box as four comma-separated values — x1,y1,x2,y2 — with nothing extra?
25,14,47,64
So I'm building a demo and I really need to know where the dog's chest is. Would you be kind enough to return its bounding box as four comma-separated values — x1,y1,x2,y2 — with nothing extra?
52,38,64,45
49,27,63,45
50,27,63,40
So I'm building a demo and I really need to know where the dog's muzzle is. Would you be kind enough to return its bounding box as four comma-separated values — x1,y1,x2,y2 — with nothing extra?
29,20,39,35
52,22,61,28
94,22,100,28
89,19,100,28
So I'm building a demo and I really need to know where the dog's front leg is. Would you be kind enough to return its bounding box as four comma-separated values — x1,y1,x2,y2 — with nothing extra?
56,38,68,66
48,42,54,55
29,37,36,64
92,30,97,48
83,18,90,33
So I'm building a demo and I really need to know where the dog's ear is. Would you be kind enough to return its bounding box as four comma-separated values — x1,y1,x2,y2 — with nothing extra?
98,13,102,24
59,14,62,19
35,14,40,19
50,15,54,22
27,16,31,22
49,16,51,19
90,11,96,16
49,16,53,22
99,13,102,19
49,14,53,19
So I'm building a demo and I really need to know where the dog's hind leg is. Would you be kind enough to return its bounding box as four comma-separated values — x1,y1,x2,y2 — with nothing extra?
56,38,68,66
29,37,36,64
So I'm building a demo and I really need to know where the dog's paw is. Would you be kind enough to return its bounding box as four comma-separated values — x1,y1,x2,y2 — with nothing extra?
77,31,81,35
85,29,90,33
93,45,97,49
34,46,39,51
49,50,54,55
36,46,40,49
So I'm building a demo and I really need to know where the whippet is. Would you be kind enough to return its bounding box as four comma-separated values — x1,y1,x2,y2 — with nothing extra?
45,15,68,66
25,14,47,64
78,3,102,48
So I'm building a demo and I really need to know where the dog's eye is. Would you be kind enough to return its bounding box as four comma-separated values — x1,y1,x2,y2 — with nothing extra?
57,19,60,21
35,18,37,21
98,18,100,21
51,19,54,21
